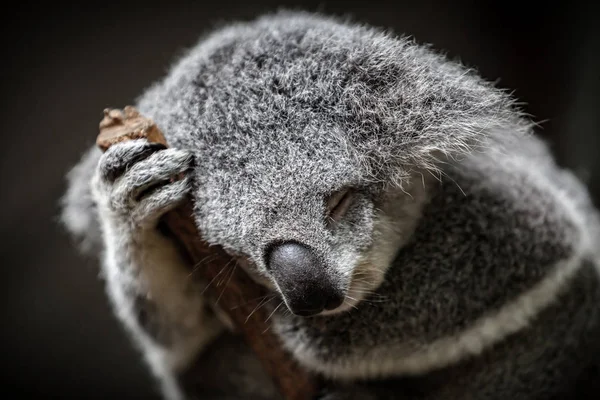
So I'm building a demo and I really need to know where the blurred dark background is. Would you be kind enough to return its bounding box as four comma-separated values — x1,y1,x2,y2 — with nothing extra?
1,0,598,398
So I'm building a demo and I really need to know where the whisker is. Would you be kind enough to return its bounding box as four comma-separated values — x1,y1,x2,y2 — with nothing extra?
230,294,275,310
216,262,237,304
187,254,218,278
349,272,372,278
353,292,387,298
245,296,274,323
362,298,389,303
344,298,358,310
264,301,284,323
348,278,375,284
348,291,389,302
199,263,230,296
216,259,236,287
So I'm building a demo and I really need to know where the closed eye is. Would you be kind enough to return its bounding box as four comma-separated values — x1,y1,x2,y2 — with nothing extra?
326,188,355,227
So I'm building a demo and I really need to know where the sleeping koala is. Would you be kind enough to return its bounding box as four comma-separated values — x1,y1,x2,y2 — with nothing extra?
60,11,600,400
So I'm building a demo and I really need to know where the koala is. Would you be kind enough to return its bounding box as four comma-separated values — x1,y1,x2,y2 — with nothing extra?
60,11,600,400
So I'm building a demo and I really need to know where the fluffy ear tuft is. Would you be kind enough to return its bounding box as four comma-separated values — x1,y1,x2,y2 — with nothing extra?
59,145,103,256
332,33,537,188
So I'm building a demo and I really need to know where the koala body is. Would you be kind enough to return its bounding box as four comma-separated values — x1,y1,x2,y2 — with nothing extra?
61,11,600,400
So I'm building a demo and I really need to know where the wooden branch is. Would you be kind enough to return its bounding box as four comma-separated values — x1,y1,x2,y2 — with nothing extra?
97,106,318,400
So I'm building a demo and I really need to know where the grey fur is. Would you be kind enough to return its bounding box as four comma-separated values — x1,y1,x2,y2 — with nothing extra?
60,10,600,400
61,145,103,254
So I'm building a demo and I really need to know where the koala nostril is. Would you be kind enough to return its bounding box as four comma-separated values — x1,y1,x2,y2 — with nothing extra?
289,289,343,316
324,293,344,311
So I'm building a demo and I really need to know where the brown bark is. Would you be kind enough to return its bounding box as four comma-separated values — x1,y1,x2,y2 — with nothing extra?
97,107,318,400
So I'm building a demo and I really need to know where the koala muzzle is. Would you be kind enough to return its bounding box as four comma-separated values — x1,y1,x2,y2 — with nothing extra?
267,242,344,316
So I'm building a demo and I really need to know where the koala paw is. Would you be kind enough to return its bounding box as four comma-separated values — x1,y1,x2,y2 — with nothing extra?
91,139,193,230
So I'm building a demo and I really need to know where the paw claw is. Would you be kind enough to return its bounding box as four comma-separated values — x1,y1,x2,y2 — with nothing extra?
99,140,165,182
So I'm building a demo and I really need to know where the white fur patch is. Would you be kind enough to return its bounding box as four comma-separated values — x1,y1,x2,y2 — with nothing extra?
101,219,222,400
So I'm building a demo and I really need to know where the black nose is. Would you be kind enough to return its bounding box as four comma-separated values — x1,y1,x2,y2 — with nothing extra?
267,242,344,316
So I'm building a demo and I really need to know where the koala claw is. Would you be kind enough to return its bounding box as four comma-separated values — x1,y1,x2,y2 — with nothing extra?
92,139,193,230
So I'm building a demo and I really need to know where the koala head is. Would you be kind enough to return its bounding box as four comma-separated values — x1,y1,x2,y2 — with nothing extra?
137,11,529,316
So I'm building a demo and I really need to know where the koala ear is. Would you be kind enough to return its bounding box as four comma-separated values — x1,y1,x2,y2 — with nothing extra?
59,145,104,256
340,42,533,185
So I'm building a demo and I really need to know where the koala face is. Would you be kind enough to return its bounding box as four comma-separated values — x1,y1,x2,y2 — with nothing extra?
184,124,427,317
190,130,383,316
